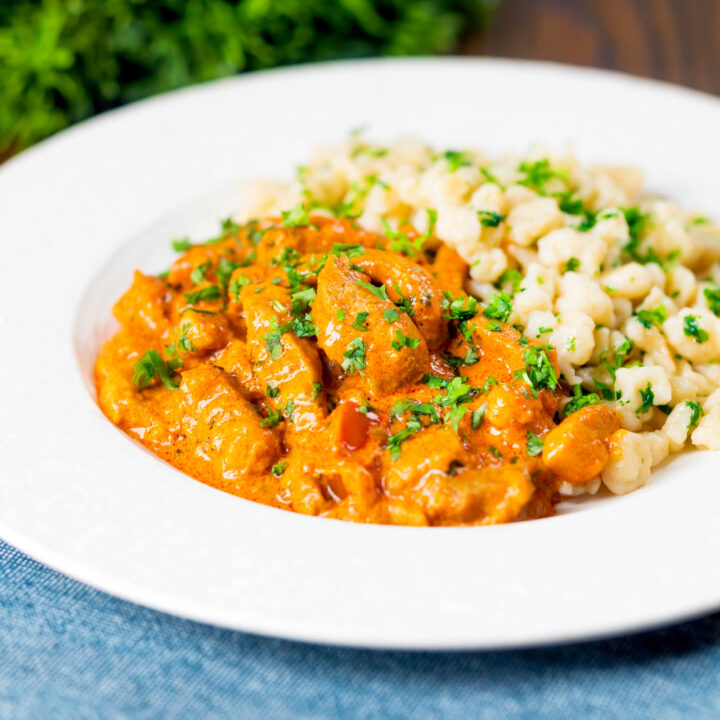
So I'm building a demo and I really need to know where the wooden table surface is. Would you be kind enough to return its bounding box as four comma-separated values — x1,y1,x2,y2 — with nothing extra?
463,0,720,96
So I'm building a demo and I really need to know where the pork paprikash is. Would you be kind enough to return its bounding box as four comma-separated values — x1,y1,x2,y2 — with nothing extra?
95,213,619,525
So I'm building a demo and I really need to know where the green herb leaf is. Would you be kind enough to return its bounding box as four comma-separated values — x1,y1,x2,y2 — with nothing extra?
229,275,250,300
517,159,569,194
704,285,720,316
341,338,366,374
281,203,311,227
259,407,283,428
564,257,580,273
263,324,284,360
351,312,369,331
686,400,704,429
471,403,487,430
184,285,221,305
526,431,544,456
391,330,421,351
477,210,506,227
636,305,668,329
515,346,558,395
132,349,181,391
172,237,192,253
683,314,709,343
483,292,513,323
565,384,602,416
442,150,471,172
636,382,655,415
383,308,399,323
177,323,197,354
355,280,388,300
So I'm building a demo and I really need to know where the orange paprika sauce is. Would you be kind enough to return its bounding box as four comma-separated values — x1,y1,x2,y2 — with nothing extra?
95,216,618,525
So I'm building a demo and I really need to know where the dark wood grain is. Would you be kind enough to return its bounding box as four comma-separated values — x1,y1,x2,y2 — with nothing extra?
463,0,720,95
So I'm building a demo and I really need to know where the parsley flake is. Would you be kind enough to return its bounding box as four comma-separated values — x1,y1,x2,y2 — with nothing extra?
683,315,709,343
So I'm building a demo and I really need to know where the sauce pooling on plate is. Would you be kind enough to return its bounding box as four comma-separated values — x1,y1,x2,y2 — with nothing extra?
95,215,619,525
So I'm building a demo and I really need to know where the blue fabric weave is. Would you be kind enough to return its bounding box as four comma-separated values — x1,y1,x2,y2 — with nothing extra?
1,538,719,720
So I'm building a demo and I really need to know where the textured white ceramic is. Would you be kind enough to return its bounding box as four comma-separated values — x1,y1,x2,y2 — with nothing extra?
1,59,720,650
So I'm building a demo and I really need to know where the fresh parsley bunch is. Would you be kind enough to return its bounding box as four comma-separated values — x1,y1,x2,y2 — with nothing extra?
0,0,497,156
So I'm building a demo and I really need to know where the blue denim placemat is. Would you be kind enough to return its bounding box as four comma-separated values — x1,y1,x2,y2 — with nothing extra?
1,539,719,720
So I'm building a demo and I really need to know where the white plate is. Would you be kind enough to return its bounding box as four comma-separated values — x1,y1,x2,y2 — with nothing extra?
2,58,720,650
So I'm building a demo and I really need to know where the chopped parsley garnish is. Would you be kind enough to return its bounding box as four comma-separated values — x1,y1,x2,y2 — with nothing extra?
341,338,366,374
351,145,388,159
190,261,211,285
442,150,471,172
597,337,633,396
433,376,479,434
564,384,602,416
132,349,181,391
286,315,317,339
332,243,366,257
380,208,437,256
462,346,480,366
526,431,544,457
284,399,295,421
216,256,245,287
477,210,506,227
683,315,709,343
290,286,316,314
686,400,704,429
556,192,596,231
488,445,503,459
704,285,720,316
336,309,346,321
229,275,250,300
263,322,284,360
636,383,655,416
387,420,421,460
443,293,479,322
564,257,580,273
481,376,498,393
636,305,668,329
483,292,513,323
495,268,523,296
486,320,502,332
447,405,468,433
184,285,221,305
355,280,388,300
621,207,661,264
172,237,192,253
383,308,399,323
311,381,323,400
390,399,440,423
266,383,280,398
517,159,568,194
391,330,421,351
351,312,369,331
391,285,415,316
259,407,283,428
177,323,196,354
271,462,287,477
281,203,312,228
471,403,487,430
515,346,558,395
